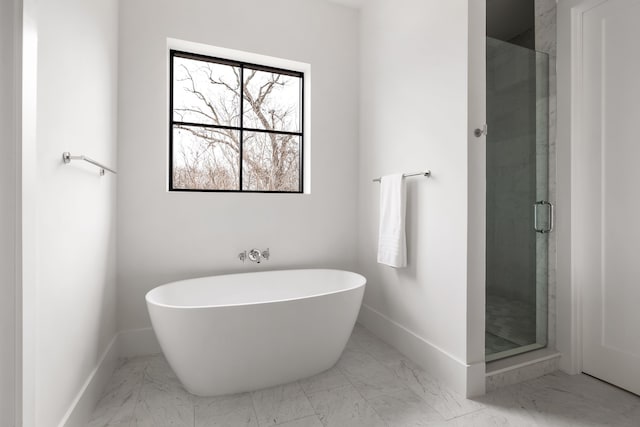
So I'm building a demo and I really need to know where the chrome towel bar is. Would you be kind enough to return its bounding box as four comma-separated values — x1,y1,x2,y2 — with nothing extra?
62,152,117,176
373,170,431,182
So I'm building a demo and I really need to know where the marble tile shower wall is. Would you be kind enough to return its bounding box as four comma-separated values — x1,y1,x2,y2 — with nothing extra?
535,0,557,351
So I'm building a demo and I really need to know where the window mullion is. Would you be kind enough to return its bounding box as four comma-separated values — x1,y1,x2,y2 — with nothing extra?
239,65,244,192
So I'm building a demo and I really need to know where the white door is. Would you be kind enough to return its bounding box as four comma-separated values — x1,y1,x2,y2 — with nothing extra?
579,0,640,395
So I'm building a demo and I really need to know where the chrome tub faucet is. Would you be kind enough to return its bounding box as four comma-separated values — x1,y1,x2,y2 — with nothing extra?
238,248,270,263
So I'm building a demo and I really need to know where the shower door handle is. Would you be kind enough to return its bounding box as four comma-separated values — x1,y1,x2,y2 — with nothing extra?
534,201,554,233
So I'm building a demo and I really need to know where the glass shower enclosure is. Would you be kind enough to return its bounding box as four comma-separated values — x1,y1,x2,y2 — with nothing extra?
485,37,550,362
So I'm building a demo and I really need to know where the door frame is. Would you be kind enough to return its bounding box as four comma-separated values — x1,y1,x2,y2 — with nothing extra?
556,0,609,376
19,0,39,425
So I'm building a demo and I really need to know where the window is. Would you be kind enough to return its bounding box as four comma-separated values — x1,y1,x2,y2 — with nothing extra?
169,50,304,193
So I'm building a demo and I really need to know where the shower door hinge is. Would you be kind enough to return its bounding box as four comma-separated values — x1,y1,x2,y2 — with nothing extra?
534,200,554,233
474,124,488,138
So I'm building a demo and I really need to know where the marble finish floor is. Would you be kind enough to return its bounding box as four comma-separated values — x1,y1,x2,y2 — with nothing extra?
485,331,520,355
89,324,640,426
486,293,537,355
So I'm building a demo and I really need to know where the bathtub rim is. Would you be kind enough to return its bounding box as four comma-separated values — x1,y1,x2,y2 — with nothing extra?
145,268,366,310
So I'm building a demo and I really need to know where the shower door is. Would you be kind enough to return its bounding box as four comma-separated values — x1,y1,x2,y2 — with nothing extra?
485,37,550,362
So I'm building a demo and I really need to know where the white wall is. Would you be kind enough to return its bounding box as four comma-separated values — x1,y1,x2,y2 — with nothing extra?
117,0,360,332
1,0,19,424
34,0,119,424
357,0,485,395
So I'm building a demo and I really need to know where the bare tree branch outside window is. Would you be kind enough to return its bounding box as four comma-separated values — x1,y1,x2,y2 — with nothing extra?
170,51,303,192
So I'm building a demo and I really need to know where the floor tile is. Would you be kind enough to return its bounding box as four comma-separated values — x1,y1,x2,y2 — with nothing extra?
367,387,445,426
144,354,183,390
387,357,483,420
88,357,148,427
336,346,408,399
348,326,483,420
273,415,323,427
434,407,534,427
307,384,386,427
623,404,640,424
251,382,315,427
194,392,257,427
478,381,637,426
131,379,194,427
297,366,350,395
486,293,537,351
528,371,640,415
349,324,406,367
485,331,520,354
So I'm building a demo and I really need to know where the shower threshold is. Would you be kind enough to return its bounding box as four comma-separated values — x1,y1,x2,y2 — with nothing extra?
486,341,546,362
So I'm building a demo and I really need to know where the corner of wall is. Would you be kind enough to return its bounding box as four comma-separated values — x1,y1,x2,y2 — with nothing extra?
357,0,482,398
555,0,581,376
57,335,119,427
56,326,162,427
466,0,487,395
358,304,470,396
466,361,486,397
117,328,161,358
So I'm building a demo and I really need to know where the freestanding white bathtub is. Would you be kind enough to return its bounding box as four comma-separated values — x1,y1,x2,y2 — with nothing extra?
146,269,366,396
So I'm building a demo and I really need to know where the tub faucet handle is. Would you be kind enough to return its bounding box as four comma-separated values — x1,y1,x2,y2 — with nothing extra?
248,248,262,263
238,251,247,262
262,248,270,261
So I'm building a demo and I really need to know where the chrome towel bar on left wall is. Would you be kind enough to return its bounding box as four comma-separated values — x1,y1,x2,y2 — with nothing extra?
372,170,431,182
62,152,117,176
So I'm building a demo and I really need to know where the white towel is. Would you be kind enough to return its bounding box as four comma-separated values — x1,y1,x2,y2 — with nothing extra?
377,174,407,268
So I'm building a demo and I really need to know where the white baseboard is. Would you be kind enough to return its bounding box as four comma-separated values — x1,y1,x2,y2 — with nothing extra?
358,303,485,397
117,327,161,358
58,335,119,427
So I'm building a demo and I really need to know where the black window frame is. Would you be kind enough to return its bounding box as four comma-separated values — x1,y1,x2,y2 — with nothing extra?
169,49,305,193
